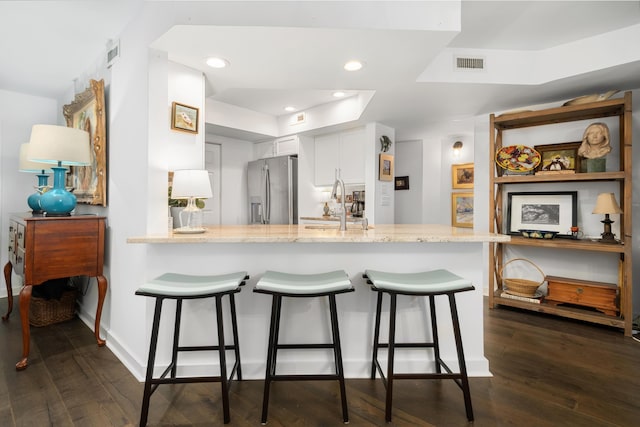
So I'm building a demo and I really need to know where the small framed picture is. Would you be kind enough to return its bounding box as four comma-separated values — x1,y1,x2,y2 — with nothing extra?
379,153,394,181
171,102,199,134
452,163,474,189
534,142,581,174
452,192,473,228
506,191,577,237
395,176,409,190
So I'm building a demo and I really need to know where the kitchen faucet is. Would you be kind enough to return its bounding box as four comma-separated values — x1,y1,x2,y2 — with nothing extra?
331,176,347,231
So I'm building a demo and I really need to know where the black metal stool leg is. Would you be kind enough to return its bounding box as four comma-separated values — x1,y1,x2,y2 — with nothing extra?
229,293,242,380
170,298,183,378
449,294,474,422
385,293,397,423
140,297,164,427
215,295,231,424
428,295,442,374
329,294,349,423
371,291,383,379
261,295,281,424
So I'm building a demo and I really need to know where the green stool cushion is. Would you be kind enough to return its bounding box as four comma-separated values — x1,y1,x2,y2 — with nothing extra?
136,272,248,297
365,269,473,294
256,270,352,295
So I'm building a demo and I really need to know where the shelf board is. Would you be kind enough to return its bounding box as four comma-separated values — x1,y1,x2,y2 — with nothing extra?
492,294,625,329
502,235,626,253
493,97,627,130
494,171,625,184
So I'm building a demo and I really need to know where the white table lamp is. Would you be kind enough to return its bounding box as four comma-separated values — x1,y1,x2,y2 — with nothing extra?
28,124,91,216
592,192,623,244
170,169,212,233
19,143,56,214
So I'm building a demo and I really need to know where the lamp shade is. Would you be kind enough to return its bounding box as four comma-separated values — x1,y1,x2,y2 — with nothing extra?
171,169,213,199
19,143,54,173
592,193,623,214
28,124,91,166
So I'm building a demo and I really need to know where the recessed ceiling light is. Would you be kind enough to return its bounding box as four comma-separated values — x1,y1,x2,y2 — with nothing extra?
344,60,363,71
284,106,296,112
206,57,229,68
333,91,346,98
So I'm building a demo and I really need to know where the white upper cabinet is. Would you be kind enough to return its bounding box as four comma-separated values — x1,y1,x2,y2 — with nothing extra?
314,128,365,185
254,135,299,159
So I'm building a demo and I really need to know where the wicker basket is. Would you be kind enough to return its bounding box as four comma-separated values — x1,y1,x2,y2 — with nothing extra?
499,258,545,298
29,288,78,327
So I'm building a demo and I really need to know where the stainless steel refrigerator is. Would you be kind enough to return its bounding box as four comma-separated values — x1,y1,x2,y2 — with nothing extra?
248,156,298,224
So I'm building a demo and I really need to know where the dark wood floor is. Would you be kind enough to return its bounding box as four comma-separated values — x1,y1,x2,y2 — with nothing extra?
1,296,639,426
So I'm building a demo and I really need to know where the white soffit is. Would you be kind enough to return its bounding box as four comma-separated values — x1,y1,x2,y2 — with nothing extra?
418,23,640,85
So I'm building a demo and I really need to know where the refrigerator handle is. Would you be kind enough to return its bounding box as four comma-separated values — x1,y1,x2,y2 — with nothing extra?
264,167,271,224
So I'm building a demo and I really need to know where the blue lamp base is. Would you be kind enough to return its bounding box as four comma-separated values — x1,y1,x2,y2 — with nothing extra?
39,166,76,216
27,174,50,215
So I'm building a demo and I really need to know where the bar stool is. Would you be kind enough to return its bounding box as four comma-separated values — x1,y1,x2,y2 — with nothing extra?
254,270,354,424
135,271,249,426
363,269,475,422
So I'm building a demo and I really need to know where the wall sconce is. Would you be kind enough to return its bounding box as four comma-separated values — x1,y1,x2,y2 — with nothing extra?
592,192,623,244
453,141,463,157
170,169,213,233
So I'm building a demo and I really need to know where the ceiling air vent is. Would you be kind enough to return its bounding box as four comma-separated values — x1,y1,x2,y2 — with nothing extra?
455,55,485,71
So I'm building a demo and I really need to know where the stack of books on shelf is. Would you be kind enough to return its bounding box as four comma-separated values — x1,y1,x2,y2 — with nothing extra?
500,291,543,304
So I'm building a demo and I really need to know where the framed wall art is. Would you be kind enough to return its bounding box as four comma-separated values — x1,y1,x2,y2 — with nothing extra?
395,176,409,190
451,192,473,228
379,153,394,181
534,142,581,174
452,163,474,189
63,78,107,206
171,102,199,133
506,191,577,237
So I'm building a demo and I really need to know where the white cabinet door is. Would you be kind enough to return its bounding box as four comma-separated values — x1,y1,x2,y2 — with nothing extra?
314,129,365,185
254,140,275,159
314,133,340,185
339,128,365,184
275,135,299,156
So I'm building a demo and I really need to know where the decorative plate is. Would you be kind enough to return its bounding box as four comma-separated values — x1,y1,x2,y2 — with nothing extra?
495,145,541,172
519,229,558,239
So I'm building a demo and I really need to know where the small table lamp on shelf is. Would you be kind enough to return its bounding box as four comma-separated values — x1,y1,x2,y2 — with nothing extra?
19,143,55,214
592,192,623,244
28,124,91,216
170,169,212,233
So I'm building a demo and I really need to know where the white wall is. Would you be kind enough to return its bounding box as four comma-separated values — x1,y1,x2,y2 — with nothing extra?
0,90,58,297
204,133,254,225
394,140,423,224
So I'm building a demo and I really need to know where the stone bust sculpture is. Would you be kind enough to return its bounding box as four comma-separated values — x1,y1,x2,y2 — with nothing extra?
578,122,611,159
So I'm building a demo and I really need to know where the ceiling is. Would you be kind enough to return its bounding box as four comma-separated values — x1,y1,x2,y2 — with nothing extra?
2,1,640,141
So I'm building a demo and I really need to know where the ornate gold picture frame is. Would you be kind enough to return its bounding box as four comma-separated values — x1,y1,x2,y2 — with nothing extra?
63,79,107,206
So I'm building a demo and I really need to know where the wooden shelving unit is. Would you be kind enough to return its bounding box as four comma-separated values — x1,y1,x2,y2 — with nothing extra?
488,92,633,336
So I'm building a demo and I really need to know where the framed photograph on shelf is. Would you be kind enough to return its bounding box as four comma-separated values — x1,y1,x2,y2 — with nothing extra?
506,191,577,237
379,153,394,181
395,176,409,190
63,79,107,206
534,142,581,174
451,192,473,228
171,102,199,133
452,163,474,189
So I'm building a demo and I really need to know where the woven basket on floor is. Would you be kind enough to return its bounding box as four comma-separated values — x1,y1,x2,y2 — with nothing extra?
29,289,78,327
499,258,545,298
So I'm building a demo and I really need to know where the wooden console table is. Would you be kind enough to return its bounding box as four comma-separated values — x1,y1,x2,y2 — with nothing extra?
2,213,107,370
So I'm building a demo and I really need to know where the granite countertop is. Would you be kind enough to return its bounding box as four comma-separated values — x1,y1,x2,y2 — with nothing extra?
127,224,511,244
300,216,364,223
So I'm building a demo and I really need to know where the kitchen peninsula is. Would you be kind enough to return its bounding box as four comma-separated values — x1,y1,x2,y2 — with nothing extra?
128,224,509,379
